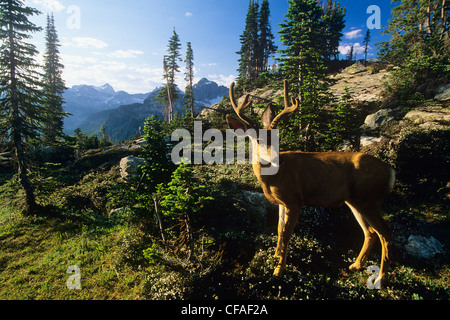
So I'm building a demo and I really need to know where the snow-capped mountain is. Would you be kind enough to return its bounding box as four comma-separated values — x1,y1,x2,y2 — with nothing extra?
63,83,151,134
193,78,228,107
68,78,229,142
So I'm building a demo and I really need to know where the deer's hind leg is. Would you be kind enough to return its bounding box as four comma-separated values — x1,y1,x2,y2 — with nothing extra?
346,202,377,271
364,208,392,286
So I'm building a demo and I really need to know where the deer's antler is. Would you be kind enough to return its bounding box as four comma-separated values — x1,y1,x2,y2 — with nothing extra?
268,80,300,130
229,82,260,129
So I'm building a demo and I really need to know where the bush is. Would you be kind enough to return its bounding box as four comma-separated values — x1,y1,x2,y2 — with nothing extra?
394,129,450,196
156,163,214,261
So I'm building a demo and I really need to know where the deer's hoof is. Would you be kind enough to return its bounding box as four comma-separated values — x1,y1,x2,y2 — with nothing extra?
273,265,285,277
349,262,362,271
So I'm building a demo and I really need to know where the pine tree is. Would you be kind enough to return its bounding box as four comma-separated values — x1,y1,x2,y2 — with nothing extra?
237,0,277,85
363,29,371,65
378,0,449,103
158,29,182,123
321,0,346,61
237,0,260,84
278,0,335,152
0,0,43,215
183,42,195,118
279,0,327,98
346,44,354,62
258,0,277,73
42,13,66,146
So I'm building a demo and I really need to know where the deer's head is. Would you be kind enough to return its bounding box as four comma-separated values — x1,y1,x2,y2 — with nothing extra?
227,80,300,132
227,80,300,176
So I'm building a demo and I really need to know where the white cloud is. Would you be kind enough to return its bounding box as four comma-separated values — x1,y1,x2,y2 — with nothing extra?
339,42,367,56
66,37,109,49
202,62,219,67
344,29,363,40
107,50,145,59
92,50,145,59
207,74,236,87
62,54,164,93
61,54,99,65
185,12,193,17
32,0,65,12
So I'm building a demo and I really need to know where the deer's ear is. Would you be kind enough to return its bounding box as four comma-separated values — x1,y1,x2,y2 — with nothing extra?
261,104,276,129
227,115,247,131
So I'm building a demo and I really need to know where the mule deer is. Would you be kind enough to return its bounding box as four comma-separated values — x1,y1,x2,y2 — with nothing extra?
227,80,395,286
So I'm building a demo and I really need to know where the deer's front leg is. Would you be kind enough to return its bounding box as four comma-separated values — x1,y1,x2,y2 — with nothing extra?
274,205,286,258
274,205,300,277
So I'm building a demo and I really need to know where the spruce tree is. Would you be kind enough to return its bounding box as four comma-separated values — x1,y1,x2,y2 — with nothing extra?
278,0,335,152
363,29,371,65
278,0,327,98
378,0,449,103
237,0,260,84
258,0,278,73
0,0,43,214
42,13,66,146
158,29,182,123
237,0,277,85
322,0,346,61
183,42,195,118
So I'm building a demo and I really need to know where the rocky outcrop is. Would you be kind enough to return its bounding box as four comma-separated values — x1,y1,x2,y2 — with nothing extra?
434,83,450,101
405,235,445,259
120,156,145,180
360,104,450,154
329,63,390,103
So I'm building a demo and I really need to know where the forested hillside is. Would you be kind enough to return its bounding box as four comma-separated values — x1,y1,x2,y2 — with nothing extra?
0,0,449,301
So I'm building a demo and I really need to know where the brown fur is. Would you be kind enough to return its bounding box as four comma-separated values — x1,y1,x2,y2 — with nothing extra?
228,81,395,286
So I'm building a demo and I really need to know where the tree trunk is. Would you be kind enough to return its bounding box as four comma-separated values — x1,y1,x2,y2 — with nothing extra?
9,21,38,216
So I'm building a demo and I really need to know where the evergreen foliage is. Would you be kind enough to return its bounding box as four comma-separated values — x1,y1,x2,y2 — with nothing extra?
378,0,450,105
0,0,43,214
277,0,345,152
139,116,175,194
237,0,277,86
41,13,67,147
363,29,371,65
158,29,182,123
184,42,195,118
157,163,214,261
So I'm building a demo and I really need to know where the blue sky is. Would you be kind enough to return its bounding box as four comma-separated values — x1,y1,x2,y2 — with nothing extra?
26,0,397,93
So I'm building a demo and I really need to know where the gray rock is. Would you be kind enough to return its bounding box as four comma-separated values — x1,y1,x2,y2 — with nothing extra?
120,156,145,180
434,83,450,101
362,109,395,131
360,135,383,148
403,109,450,130
405,235,445,259
241,190,269,217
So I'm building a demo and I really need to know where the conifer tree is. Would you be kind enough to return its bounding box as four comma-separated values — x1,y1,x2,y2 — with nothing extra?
0,0,43,214
279,0,327,98
363,29,371,65
237,0,260,84
42,13,66,146
278,0,338,152
237,0,277,85
378,0,449,103
258,0,278,73
184,42,195,118
158,29,182,123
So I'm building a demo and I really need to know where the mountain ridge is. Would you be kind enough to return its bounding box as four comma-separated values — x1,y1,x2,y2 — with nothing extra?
68,78,228,142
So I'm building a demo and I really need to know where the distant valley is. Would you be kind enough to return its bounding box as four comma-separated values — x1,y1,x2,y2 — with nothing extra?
63,78,228,142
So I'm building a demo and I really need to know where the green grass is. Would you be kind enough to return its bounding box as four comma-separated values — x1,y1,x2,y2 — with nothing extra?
0,153,449,300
